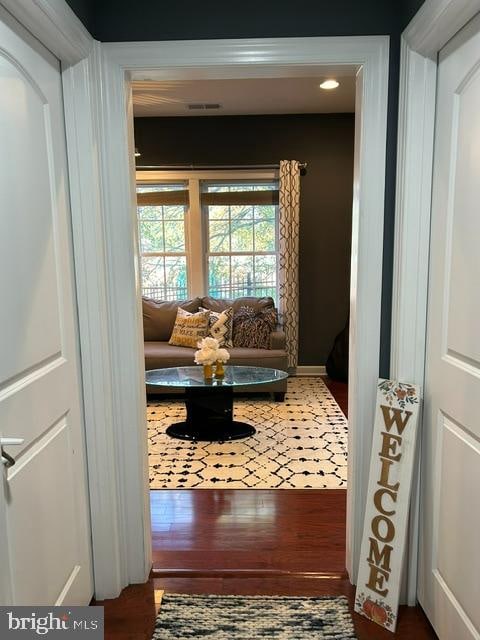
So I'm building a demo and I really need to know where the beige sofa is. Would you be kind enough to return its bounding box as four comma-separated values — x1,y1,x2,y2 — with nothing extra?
143,295,288,399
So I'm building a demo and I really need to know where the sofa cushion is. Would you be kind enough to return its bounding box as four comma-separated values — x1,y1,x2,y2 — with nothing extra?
145,342,197,369
168,308,210,348
227,347,287,370
201,295,275,313
142,297,201,341
145,342,288,372
200,306,233,347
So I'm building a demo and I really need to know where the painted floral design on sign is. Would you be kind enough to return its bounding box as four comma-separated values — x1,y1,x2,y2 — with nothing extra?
355,591,395,630
378,379,419,409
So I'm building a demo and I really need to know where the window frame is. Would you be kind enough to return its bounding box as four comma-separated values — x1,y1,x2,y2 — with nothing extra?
203,182,279,301
136,169,279,301
135,181,190,300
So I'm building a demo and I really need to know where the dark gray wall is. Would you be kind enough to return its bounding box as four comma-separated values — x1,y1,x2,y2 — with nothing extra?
65,0,426,377
134,114,355,366
402,0,426,26
65,0,94,33
66,1,422,41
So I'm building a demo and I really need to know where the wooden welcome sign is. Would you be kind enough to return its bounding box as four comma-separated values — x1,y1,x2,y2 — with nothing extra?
355,379,420,632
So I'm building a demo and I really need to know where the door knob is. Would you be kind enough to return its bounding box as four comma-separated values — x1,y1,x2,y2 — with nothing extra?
1,437,24,468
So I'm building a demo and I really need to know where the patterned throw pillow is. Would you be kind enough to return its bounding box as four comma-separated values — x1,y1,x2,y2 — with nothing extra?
200,306,234,348
233,306,277,349
168,308,210,348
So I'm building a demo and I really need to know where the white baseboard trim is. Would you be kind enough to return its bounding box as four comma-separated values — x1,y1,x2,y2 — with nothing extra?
294,365,327,376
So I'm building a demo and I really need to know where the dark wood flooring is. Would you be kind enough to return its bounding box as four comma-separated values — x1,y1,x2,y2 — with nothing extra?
151,489,346,573
322,375,348,417
95,377,436,639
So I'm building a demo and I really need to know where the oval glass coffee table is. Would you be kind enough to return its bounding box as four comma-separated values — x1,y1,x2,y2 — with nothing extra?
146,365,288,442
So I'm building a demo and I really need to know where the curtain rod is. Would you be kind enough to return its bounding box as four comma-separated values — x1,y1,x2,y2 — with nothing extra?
135,162,307,171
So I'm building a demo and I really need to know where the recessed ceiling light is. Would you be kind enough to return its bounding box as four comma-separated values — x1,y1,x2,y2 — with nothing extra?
320,79,340,90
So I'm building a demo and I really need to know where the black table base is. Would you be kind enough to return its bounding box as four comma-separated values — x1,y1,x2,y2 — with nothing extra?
165,386,256,442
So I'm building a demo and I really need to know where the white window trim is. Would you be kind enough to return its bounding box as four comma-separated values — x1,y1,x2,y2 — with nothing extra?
137,169,279,300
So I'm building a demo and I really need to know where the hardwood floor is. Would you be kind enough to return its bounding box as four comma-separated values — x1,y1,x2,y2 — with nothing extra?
97,488,436,639
151,489,346,573
94,378,436,639
322,375,348,416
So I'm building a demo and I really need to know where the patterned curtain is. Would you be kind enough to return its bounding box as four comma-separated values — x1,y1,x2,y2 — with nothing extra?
278,160,300,370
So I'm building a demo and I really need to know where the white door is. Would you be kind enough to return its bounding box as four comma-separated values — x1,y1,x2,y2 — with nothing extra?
419,12,480,640
0,9,93,605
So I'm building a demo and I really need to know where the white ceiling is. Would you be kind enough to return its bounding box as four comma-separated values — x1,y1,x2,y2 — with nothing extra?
132,74,356,117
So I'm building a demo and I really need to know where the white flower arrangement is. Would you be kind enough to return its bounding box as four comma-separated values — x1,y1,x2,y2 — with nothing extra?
215,348,230,364
194,348,217,366
197,337,219,350
194,337,231,366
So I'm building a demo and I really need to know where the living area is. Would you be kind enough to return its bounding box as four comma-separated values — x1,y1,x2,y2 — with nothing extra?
133,68,355,581
133,74,353,571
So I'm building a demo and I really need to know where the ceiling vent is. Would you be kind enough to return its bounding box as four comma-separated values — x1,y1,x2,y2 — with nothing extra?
187,103,222,110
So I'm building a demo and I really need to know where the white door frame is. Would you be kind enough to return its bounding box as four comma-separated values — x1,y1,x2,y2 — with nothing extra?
390,0,480,606
82,34,391,598
2,0,394,600
101,32,394,597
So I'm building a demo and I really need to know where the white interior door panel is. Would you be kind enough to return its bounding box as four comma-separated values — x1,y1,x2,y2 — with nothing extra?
419,12,480,640
0,8,92,605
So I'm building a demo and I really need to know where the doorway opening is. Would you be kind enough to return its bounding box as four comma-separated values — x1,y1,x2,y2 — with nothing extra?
132,71,354,575
80,34,388,596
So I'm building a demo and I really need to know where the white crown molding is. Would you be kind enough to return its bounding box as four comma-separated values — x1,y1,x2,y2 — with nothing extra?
0,0,93,65
404,0,480,59
104,35,388,78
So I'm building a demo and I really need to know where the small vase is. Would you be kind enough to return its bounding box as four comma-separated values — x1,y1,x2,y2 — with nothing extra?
203,363,214,381
215,360,225,378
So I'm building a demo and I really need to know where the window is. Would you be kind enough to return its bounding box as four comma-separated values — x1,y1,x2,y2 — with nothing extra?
136,173,279,303
204,182,278,300
136,183,188,299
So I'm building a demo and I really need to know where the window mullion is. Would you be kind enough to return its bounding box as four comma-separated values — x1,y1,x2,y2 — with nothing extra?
186,178,204,298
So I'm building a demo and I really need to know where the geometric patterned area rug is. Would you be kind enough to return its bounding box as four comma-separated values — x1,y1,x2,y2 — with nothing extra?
147,377,348,489
152,594,356,639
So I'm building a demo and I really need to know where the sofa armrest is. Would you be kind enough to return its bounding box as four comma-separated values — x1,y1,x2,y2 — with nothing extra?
270,328,286,350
